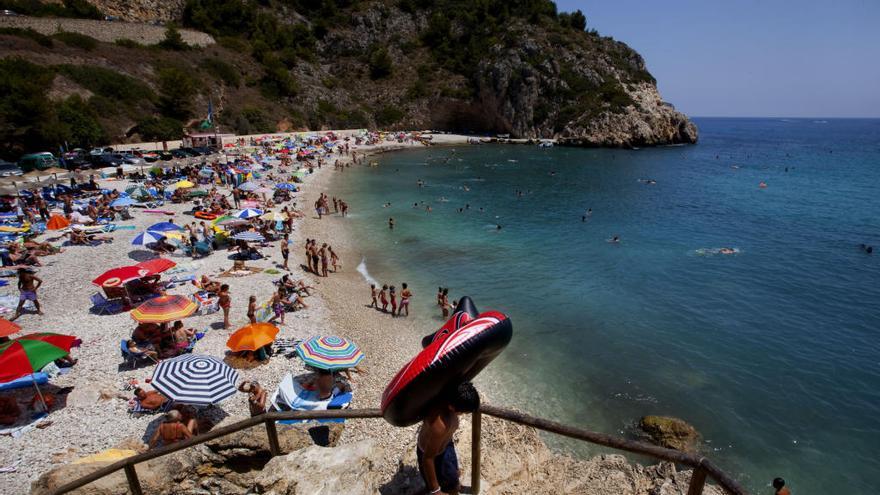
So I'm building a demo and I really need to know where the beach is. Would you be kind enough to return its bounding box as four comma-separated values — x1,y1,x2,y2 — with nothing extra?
0,134,473,493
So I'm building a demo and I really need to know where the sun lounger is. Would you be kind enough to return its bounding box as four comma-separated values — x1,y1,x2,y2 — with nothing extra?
90,292,123,315
120,339,158,369
270,373,352,424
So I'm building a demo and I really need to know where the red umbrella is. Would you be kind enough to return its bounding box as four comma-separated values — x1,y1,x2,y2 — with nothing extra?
92,266,150,287
136,258,176,275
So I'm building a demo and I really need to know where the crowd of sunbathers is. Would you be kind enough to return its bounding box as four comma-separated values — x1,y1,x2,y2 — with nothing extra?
128,320,200,361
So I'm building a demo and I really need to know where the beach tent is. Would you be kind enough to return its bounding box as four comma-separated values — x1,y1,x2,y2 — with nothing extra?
45,214,70,231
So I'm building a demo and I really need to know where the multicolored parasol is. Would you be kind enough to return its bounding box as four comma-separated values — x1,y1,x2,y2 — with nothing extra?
130,295,197,323
296,336,364,370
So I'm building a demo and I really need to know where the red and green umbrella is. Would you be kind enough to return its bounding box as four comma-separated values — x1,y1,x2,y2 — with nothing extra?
0,333,78,383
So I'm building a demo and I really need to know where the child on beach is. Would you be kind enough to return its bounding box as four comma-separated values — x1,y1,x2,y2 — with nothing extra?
399,283,412,316
441,288,451,318
247,295,257,324
369,284,378,308
329,246,339,272
379,285,389,312
218,284,231,329
389,286,398,316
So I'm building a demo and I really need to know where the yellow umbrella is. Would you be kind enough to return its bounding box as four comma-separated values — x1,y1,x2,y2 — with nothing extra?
174,180,195,188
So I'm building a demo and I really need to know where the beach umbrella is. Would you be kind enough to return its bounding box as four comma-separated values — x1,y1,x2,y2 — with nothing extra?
0,318,21,338
0,333,78,383
130,295,197,323
92,266,150,287
226,323,279,352
275,183,297,191
237,182,260,191
147,222,184,233
174,180,195,189
45,214,70,231
296,336,364,371
235,208,263,219
150,354,239,406
231,231,264,242
110,197,136,207
260,211,287,221
135,258,176,275
131,231,166,246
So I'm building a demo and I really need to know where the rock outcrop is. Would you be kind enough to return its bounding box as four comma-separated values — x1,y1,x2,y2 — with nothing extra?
255,440,384,494
87,0,186,22
638,416,702,453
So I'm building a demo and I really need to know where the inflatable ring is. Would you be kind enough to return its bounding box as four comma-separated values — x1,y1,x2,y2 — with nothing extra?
194,211,218,220
381,296,512,427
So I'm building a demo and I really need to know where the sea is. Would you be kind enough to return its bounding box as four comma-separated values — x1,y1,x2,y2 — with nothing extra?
330,118,880,495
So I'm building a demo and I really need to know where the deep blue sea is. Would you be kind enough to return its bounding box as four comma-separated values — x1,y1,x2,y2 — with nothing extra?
332,118,880,495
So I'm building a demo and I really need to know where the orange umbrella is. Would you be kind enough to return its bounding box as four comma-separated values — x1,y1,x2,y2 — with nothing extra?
46,214,70,230
226,323,279,352
0,318,21,338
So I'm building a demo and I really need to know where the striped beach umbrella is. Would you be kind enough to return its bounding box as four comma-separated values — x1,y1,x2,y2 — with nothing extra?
130,295,197,323
275,183,297,191
296,336,364,371
132,231,165,246
226,323,279,352
150,354,238,405
231,231,265,242
235,208,263,219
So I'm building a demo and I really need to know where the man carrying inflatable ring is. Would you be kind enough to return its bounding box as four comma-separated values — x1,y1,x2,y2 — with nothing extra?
381,296,513,495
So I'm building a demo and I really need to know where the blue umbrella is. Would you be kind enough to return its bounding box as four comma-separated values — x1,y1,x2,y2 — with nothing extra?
147,222,184,233
132,231,166,246
275,183,297,191
231,232,265,242
235,209,263,219
110,197,136,207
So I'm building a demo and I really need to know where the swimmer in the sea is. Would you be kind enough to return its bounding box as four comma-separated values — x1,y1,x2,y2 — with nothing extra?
719,248,736,255
496,224,502,230
759,182,768,189
608,235,620,243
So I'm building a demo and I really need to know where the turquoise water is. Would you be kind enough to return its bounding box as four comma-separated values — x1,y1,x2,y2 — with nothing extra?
333,118,880,495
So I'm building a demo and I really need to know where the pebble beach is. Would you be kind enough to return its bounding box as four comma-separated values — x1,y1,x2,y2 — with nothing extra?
0,133,471,493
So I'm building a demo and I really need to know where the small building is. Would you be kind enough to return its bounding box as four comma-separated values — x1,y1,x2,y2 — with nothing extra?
182,133,236,149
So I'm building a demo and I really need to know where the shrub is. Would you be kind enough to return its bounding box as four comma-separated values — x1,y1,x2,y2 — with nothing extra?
199,58,240,87
0,57,55,158
157,24,189,51
157,66,200,118
56,94,105,148
137,116,183,141
56,65,155,102
0,27,53,47
114,38,144,49
569,10,587,31
375,105,404,127
53,31,98,51
368,47,393,80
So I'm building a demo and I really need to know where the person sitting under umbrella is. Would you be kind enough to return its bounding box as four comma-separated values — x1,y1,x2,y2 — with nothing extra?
148,410,193,448
152,237,176,254
301,368,351,401
127,275,163,298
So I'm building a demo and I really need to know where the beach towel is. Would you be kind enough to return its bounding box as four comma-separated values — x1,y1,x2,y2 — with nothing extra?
271,373,352,424
272,338,301,356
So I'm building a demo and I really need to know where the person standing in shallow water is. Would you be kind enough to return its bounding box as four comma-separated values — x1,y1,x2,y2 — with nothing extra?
773,478,791,495
389,217,395,230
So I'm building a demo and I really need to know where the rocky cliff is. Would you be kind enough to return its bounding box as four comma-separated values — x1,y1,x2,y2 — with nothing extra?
0,0,696,156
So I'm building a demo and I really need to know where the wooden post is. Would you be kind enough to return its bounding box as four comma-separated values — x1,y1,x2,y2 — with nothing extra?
265,419,281,457
687,465,708,495
123,464,143,495
471,410,482,495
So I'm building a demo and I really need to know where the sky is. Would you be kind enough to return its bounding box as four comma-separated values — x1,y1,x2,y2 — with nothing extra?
554,0,880,118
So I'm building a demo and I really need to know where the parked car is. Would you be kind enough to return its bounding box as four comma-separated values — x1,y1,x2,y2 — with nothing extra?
141,151,160,163
119,152,144,165
90,153,125,167
181,147,203,157
193,146,213,155
170,149,189,159
18,152,58,171
0,160,23,177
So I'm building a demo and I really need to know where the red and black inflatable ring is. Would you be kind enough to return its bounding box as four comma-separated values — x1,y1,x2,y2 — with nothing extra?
381,296,512,426
194,211,218,220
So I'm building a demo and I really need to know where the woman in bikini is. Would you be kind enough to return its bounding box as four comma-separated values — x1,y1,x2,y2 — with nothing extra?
247,295,257,324
218,284,231,329
399,283,412,316
389,286,398,317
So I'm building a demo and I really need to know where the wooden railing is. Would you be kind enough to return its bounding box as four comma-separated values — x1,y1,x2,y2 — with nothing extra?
49,405,748,495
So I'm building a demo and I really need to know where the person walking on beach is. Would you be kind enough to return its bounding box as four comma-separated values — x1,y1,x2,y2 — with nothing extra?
329,246,339,272
247,295,257,324
319,243,329,277
416,382,480,495
232,188,241,208
310,240,320,276
11,268,42,321
369,284,378,308
268,288,287,325
305,239,313,273
379,285,389,313
280,234,290,271
218,284,231,329
389,286,398,317
399,283,412,317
